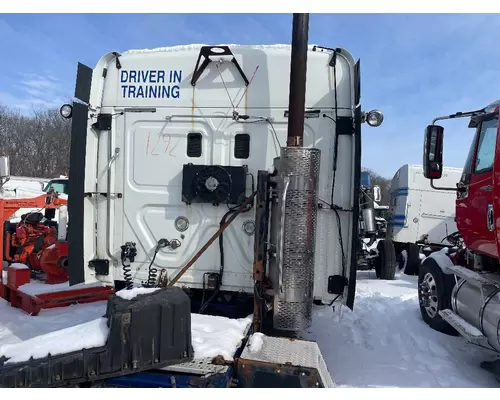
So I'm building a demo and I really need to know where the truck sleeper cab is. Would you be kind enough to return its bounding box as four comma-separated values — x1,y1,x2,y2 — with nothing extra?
62,43,383,327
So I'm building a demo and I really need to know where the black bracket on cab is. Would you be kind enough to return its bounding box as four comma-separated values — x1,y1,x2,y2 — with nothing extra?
92,114,112,131
191,46,250,87
327,275,348,295
89,259,109,276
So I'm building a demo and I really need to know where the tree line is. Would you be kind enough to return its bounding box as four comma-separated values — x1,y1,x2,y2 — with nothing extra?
0,104,71,178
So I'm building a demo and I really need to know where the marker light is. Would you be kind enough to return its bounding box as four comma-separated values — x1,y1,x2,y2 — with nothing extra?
175,216,189,232
365,110,384,127
60,104,73,119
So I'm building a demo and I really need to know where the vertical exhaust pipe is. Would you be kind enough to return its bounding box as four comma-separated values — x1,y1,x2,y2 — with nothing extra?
287,14,310,147
270,13,322,331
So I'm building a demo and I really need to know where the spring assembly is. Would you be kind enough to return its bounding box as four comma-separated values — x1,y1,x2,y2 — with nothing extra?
120,242,137,290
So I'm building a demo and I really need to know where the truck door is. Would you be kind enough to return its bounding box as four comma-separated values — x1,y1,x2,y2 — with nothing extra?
456,116,498,257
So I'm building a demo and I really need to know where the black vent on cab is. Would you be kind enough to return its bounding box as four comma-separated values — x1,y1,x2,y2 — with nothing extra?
187,132,202,157
234,133,250,159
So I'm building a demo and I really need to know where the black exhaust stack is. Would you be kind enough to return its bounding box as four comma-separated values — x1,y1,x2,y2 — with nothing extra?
286,13,309,147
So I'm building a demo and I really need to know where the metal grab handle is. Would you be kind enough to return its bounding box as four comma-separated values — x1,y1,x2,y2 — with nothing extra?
487,204,494,232
107,147,120,171
277,176,290,295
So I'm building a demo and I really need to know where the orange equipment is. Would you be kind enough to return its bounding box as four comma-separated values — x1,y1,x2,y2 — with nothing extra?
0,191,114,315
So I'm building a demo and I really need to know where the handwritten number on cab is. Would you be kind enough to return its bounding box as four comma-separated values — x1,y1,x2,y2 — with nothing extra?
146,133,179,157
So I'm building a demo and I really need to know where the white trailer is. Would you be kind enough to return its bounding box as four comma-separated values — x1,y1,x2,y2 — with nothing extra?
387,163,463,275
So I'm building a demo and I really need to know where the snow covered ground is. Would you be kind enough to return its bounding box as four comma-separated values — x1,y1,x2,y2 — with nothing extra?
1,270,499,387
305,270,500,388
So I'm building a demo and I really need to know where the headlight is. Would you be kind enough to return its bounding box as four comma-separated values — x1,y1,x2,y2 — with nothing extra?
60,104,73,119
174,216,189,232
365,110,384,127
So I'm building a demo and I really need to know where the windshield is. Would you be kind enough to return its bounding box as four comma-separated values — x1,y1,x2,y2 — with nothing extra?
460,116,498,185
44,180,68,195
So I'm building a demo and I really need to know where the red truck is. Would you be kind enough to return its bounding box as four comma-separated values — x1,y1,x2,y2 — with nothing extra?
420,100,500,378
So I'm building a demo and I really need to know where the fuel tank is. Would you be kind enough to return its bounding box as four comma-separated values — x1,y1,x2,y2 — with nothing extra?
452,273,500,352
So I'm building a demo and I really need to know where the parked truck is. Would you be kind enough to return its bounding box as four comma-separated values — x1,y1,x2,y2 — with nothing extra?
358,171,396,280
387,164,462,275
419,99,500,379
0,14,385,388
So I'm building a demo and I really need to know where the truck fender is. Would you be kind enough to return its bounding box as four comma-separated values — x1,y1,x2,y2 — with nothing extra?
425,248,455,274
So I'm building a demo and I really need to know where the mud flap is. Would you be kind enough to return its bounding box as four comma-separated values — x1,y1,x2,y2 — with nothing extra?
0,288,193,388
237,335,333,388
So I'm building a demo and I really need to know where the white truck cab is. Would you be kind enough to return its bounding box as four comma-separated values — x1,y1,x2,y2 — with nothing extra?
61,43,383,315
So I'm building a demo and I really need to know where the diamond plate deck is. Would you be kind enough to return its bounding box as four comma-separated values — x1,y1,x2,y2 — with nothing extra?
160,358,229,376
239,334,334,388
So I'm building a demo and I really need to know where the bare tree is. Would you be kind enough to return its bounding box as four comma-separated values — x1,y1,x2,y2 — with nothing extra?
0,104,71,178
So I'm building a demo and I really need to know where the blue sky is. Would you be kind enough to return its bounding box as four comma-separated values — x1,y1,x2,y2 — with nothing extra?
0,13,499,178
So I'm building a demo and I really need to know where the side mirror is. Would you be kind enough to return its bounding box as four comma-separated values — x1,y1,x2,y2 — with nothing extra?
0,156,10,180
423,125,444,179
373,185,382,203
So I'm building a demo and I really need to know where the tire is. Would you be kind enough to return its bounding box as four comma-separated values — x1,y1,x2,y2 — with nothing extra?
418,257,458,336
374,239,397,280
403,243,421,276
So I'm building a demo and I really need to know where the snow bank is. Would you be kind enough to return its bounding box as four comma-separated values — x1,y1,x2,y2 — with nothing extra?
115,287,161,300
304,271,498,388
0,318,108,364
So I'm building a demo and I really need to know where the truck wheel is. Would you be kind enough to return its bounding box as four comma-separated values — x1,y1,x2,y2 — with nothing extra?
418,257,458,336
374,239,397,280
403,243,421,276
